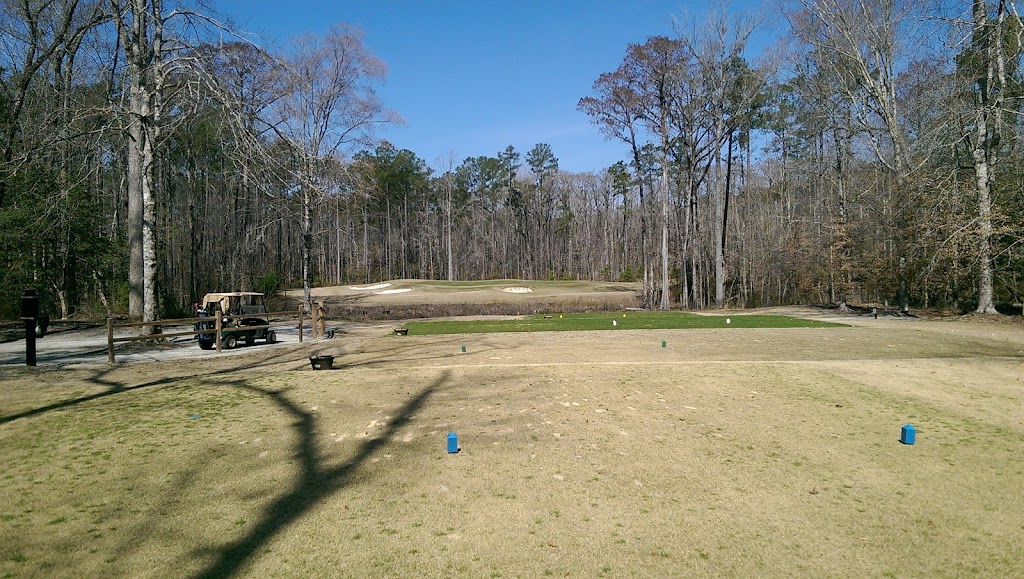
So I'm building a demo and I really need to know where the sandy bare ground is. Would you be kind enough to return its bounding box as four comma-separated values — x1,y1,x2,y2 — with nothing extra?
1,289,1022,577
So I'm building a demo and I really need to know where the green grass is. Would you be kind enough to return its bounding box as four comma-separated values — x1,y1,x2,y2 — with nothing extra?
405,311,845,335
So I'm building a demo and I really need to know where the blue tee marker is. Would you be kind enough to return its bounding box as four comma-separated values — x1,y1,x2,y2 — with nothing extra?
447,432,459,453
900,424,916,445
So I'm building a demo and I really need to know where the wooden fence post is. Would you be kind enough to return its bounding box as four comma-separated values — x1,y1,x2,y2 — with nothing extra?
315,301,327,339
215,312,222,353
298,305,304,343
107,317,115,365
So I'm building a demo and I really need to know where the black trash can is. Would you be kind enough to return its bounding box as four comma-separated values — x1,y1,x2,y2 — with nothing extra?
35,313,50,337
309,355,335,370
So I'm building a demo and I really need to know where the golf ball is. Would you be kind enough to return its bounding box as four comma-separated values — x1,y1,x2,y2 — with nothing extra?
726,318,731,324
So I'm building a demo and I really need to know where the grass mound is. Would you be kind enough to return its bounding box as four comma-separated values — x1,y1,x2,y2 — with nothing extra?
406,311,845,335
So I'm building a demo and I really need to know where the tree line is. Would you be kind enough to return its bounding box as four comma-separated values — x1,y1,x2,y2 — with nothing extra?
1,0,1021,322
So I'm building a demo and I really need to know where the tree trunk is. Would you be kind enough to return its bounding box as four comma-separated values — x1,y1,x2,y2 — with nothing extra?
302,186,312,313
973,137,997,314
116,0,163,326
127,86,144,320
445,180,454,281
971,0,1000,315
659,129,670,310
714,131,731,308
142,114,157,323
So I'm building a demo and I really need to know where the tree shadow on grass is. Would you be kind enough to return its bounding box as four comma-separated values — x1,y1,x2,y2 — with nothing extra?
0,335,462,426
0,347,307,425
323,336,500,372
191,370,450,579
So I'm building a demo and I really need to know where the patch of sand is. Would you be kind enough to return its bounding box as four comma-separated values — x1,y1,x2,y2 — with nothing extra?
502,287,533,293
350,282,392,290
378,288,412,294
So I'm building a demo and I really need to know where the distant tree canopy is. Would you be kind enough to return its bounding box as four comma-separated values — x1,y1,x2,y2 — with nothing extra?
0,0,1021,321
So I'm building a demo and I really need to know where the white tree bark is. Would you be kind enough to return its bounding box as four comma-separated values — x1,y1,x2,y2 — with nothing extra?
126,76,144,320
969,0,1006,315
269,25,396,312
713,132,725,308
115,0,163,324
659,130,671,311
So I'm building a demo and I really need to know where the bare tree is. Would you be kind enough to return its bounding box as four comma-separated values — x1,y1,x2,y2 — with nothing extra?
579,68,655,306
677,5,764,308
623,36,684,310
0,0,109,317
267,24,397,312
110,0,165,323
110,0,248,323
437,151,458,281
0,0,104,206
959,0,1021,313
787,0,934,312
790,0,926,175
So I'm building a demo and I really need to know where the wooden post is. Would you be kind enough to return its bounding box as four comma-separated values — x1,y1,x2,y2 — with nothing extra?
107,317,115,365
314,301,327,339
215,312,222,352
298,305,304,343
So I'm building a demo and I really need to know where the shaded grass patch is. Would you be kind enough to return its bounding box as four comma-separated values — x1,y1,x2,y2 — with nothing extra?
406,311,845,335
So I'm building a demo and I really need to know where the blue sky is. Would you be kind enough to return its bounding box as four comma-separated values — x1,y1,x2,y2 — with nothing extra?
215,1,777,174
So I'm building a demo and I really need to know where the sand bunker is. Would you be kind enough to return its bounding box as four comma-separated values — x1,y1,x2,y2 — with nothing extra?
350,282,391,290
378,288,412,294
502,287,534,293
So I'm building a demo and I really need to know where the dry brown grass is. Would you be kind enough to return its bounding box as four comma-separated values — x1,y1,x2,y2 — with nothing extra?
278,279,641,320
1,313,1022,577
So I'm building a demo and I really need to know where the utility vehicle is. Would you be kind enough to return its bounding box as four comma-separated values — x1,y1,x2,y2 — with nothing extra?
195,292,277,350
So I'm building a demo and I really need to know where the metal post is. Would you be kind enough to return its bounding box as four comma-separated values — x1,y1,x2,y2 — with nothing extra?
107,317,115,365
21,289,39,367
24,319,36,366
298,305,304,343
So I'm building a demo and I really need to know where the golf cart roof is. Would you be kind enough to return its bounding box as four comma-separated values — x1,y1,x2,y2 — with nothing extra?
201,292,267,315
202,292,264,300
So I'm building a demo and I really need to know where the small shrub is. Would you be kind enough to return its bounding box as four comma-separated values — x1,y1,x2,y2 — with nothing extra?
256,271,281,296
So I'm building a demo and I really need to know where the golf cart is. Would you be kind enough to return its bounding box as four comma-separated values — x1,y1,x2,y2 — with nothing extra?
195,292,277,350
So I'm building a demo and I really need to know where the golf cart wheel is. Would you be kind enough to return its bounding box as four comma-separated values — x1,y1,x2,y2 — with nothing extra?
266,330,277,344
224,335,238,349
199,341,213,350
